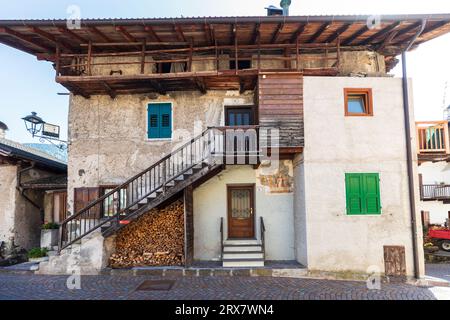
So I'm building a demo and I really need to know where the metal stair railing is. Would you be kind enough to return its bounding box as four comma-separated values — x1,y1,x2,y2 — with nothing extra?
58,127,224,252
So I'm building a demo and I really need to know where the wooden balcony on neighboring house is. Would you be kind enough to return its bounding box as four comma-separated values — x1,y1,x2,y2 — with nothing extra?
416,121,450,163
420,183,450,203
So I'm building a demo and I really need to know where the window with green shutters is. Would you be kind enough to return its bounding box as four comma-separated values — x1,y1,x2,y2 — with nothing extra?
345,173,381,215
147,103,172,139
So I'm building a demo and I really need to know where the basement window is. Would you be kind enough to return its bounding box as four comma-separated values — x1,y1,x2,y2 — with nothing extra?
344,88,373,116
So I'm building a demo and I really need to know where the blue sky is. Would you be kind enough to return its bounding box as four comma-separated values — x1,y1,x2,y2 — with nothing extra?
1,0,450,142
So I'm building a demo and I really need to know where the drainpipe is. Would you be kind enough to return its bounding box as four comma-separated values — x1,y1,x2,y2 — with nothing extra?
400,19,426,279
16,162,44,222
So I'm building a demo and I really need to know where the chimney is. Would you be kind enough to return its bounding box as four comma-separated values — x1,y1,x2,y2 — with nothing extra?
0,121,8,139
280,0,291,16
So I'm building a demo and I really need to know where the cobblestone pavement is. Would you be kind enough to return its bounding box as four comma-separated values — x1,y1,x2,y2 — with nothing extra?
426,263,450,283
0,273,440,300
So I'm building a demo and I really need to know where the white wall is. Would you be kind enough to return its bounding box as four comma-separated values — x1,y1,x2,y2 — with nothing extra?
193,165,295,261
418,162,450,225
298,76,424,277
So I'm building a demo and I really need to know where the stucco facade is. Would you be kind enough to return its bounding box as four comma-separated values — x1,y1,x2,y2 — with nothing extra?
418,161,450,224
296,76,424,277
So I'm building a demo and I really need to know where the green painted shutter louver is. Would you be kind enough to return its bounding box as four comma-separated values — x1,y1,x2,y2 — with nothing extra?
345,173,381,215
147,103,172,139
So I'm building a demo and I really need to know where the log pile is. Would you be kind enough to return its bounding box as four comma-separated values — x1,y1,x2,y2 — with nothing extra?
109,199,184,268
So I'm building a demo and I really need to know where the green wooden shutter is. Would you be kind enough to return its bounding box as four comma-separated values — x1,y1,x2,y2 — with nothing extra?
148,103,172,139
345,174,364,215
345,173,381,215
159,103,172,139
363,174,381,214
148,104,160,139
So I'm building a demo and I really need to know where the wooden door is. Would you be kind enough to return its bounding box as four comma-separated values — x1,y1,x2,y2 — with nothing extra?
227,185,255,239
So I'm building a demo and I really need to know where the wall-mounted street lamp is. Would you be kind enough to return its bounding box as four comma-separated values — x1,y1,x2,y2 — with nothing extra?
22,112,67,150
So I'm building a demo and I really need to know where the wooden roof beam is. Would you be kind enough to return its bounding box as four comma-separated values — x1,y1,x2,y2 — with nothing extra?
290,24,306,43
115,26,136,42
63,82,90,99
271,23,284,44
252,23,260,44
148,80,166,95
29,27,73,52
174,24,187,42
58,27,87,44
324,23,351,43
101,81,116,99
342,25,369,45
390,21,423,45
377,30,399,51
145,26,162,42
356,22,401,45
307,23,331,43
89,26,113,42
194,77,207,94
0,27,53,52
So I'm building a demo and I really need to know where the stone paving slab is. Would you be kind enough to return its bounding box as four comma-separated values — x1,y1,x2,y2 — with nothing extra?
0,273,439,300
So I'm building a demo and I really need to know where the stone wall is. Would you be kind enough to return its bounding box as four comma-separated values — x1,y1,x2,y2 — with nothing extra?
67,90,254,215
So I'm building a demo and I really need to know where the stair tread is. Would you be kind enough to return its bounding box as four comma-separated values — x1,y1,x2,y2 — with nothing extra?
223,251,263,254
222,257,265,261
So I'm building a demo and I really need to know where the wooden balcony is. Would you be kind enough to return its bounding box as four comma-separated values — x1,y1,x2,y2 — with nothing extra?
416,121,450,163
421,184,450,202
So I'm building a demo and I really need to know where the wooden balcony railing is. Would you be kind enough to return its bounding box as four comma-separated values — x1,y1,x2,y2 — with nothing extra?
421,184,450,201
416,121,450,154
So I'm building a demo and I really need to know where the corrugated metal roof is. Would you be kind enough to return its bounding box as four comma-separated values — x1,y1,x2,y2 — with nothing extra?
0,138,67,167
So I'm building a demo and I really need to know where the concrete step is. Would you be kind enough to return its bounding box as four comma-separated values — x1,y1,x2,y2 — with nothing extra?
223,252,264,259
223,245,262,252
223,239,260,246
222,258,265,268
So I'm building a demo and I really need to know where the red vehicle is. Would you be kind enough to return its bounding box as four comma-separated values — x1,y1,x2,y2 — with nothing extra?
428,229,450,252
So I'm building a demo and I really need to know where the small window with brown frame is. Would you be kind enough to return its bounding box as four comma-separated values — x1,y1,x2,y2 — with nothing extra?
344,88,373,116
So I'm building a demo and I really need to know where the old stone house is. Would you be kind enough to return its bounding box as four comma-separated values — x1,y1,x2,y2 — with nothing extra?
0,123,67,253
1,12,450,278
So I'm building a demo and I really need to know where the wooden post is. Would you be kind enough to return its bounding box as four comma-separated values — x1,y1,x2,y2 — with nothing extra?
296,36,300,71
188,41,193,72
234,25,238,75
257,33,261,72
419,174,423,200
140,39,146,74
55,44,61,77
443,123,450,154
336,36,341,70
215,40,219,72
87,40,92,76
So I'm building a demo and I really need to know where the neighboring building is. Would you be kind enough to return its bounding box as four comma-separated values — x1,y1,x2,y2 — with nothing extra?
417,120,450,226
1,12,450,278
0,123,67,251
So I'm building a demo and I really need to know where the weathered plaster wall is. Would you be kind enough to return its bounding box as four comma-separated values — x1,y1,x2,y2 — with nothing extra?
85,50,387,77
0,165,17,245
193,165,295,261
0,165,44,250
418,161,450,224
299,76,424,277
67,90,254,214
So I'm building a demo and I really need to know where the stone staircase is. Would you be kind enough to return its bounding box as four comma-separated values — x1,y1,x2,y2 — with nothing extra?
222,239,265,267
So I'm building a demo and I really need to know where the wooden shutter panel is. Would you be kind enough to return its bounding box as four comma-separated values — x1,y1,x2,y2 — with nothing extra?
148,104,160,139
159,103,172,139
74,187,101,219
363,174,381,214
346,174,363,215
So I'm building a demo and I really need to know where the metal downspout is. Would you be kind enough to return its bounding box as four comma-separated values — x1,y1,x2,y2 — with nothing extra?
400,19,426,279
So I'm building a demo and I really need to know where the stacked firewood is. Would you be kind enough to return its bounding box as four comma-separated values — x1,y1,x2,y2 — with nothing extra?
109,199,184,268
